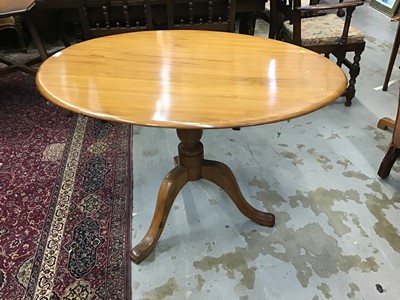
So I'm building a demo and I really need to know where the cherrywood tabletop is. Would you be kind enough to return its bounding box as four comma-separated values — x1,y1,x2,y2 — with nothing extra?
36,30,347,129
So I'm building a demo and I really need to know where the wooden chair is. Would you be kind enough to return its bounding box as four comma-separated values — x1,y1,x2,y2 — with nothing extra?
280,0,365,106
378,89,400,178
255,0,278,38
165,0,236,32
0,15,27,53
78,0,237,40
257,0,320,39
236,0,267,35
77,0,154,39
0,0,49,76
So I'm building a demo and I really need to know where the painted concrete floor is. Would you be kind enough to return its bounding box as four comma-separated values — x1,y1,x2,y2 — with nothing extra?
131,3,400,300
0,2,397,299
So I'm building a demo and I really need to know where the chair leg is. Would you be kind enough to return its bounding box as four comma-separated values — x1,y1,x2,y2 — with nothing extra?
256,11,275,39
383,22,400,92
238,13,256,35
345,50,362,107
15,26,27,53
24,14,48,61
268,20,276,39
13,17,27,53
336,50,345,67
378,145,400,178
60,31,71,47
275,12,285,40
248,13,256,35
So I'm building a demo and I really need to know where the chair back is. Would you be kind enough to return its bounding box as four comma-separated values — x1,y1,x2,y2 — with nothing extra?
165,0,236,32
78,0,153,39
78,0,236,39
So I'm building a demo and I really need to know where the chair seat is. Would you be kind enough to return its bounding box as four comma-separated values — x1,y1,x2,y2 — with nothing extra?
283,13,364,46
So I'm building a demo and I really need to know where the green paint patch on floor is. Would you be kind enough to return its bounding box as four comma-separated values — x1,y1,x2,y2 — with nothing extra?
289,188,361,237
365,181,400,254
143,277,179,300
343,171,370,181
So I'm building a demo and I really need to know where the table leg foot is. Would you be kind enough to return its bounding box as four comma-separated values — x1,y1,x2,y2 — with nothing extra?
377,117,395,131
201,159,275,227
378,145,400,178
130,165,189,264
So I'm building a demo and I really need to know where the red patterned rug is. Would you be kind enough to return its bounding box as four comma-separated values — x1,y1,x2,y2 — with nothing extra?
0,72,132,299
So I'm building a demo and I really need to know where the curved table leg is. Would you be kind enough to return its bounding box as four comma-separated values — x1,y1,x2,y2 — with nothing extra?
378,145,400,178
202,159,275,227
131,129,275,264
130,165,189,264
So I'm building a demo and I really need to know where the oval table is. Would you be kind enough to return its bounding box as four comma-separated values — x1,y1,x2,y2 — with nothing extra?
36,30,347,264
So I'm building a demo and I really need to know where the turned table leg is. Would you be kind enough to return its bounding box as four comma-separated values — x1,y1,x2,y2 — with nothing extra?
130,129,275,264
